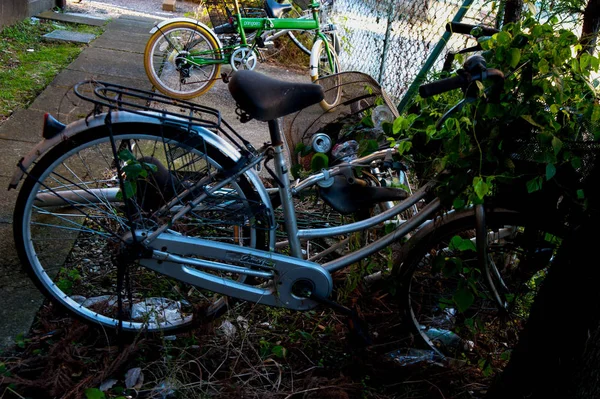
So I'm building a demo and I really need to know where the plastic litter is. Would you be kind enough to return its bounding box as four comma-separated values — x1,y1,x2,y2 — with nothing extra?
151,381,177,399
219,320,237,338
423,328,463,348
124,367,144,390
371,105,395,130
387,348,443,367
82,295,117,308
131,298,183,324
331,140,359,162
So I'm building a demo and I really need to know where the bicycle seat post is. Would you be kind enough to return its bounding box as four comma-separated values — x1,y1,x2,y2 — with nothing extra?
268,118,303,259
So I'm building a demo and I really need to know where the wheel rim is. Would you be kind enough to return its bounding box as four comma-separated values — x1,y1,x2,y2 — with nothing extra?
19,132,265,332
148,26,219,98
406,214,560,370
316,43,342,109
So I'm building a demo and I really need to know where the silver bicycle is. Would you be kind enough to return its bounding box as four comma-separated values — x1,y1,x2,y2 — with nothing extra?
10,62,562,366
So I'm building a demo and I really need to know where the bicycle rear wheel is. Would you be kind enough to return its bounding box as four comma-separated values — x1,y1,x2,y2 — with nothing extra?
397,208,563,371
13,123,268,333
144,22,222,100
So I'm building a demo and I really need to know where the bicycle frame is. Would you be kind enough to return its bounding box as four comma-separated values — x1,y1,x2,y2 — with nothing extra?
185,0,336,71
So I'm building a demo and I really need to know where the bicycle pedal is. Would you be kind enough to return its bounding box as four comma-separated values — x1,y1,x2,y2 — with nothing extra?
262,41,274,48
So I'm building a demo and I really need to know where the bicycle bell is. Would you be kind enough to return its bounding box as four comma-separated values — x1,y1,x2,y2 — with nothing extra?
310,133,332,153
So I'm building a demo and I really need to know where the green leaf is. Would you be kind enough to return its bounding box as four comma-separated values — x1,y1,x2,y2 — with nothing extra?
526,176,543,193
143,162,158,173
85,388,106,399
361,114,374,128
495,31,512,46
508,48,521,68
521,115,544,128
295,142,306,154
271,345,287,358
577,189,585,199
473,176,489,200
123,163,143,178
592,104,600,123
117,149,136,162
449,235,476,252
580,53,591,70
538,58,549,74
478,358,494,377
310,153,329,171
291,164,302,179
454,284,475,313
545,163,556,180
571,156,582,169
397,140,412,155
571,58,580,73
121,180,136,200
392,116,405,134
452,197,465,210
432,254,445,274
551,136,563,155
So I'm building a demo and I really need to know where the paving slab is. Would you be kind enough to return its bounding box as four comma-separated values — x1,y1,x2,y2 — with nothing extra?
48,69,149,89
104,17,157,35
37,10,108,26
0,224,45,349
0,139,39,177
90,32,150,54
27,83,149,124
67,47,146,79
43,29,97,44
0,109,47,143
0,177,18,223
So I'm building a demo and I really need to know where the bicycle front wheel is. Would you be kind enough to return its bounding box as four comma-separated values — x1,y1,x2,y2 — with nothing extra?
144,22,222,100
13,123,268,333
310,38,341,110
397,208,563,372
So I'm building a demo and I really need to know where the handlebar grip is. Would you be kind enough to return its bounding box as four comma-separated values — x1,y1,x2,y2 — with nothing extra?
419,75,467,98
446,22,500,37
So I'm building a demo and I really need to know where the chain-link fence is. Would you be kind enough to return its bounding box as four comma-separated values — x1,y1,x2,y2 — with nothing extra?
329,0,500,103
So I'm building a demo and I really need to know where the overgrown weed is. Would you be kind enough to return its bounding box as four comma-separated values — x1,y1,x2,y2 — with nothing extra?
0,18,103,119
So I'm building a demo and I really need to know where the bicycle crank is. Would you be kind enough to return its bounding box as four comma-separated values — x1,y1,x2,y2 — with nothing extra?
231,47,258,71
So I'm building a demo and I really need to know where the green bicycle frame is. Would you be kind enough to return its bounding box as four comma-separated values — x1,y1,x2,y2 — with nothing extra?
185,0,335,72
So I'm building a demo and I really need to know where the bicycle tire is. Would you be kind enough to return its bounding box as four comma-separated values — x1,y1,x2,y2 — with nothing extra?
144,22,222,100
13,123,268,333
280,6,340,56
397,208,563,370
310,38,342,110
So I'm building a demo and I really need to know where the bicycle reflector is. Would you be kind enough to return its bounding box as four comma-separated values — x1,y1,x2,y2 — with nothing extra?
42,113,66,140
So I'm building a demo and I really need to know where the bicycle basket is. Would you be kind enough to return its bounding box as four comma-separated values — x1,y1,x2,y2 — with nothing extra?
203,0,265,29
284,71,399,169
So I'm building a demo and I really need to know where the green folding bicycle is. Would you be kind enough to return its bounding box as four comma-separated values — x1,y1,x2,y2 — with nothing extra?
143,0,341,109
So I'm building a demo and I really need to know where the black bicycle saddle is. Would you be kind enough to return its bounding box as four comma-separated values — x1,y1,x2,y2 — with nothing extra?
264,0,293,18
228,70,324,121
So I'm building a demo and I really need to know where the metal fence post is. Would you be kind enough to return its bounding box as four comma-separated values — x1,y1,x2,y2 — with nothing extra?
378,1,395,84
396,0,476,113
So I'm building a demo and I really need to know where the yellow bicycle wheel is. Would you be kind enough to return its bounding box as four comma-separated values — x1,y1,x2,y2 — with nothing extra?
144,21,222,99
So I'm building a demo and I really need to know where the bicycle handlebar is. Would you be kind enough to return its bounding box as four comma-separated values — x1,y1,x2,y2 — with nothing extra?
446,22,500,38
419,75,467,98
419,68,504,98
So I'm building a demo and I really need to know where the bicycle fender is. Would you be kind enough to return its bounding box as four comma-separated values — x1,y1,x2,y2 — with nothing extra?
149,18,223,50
9,111,241,189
